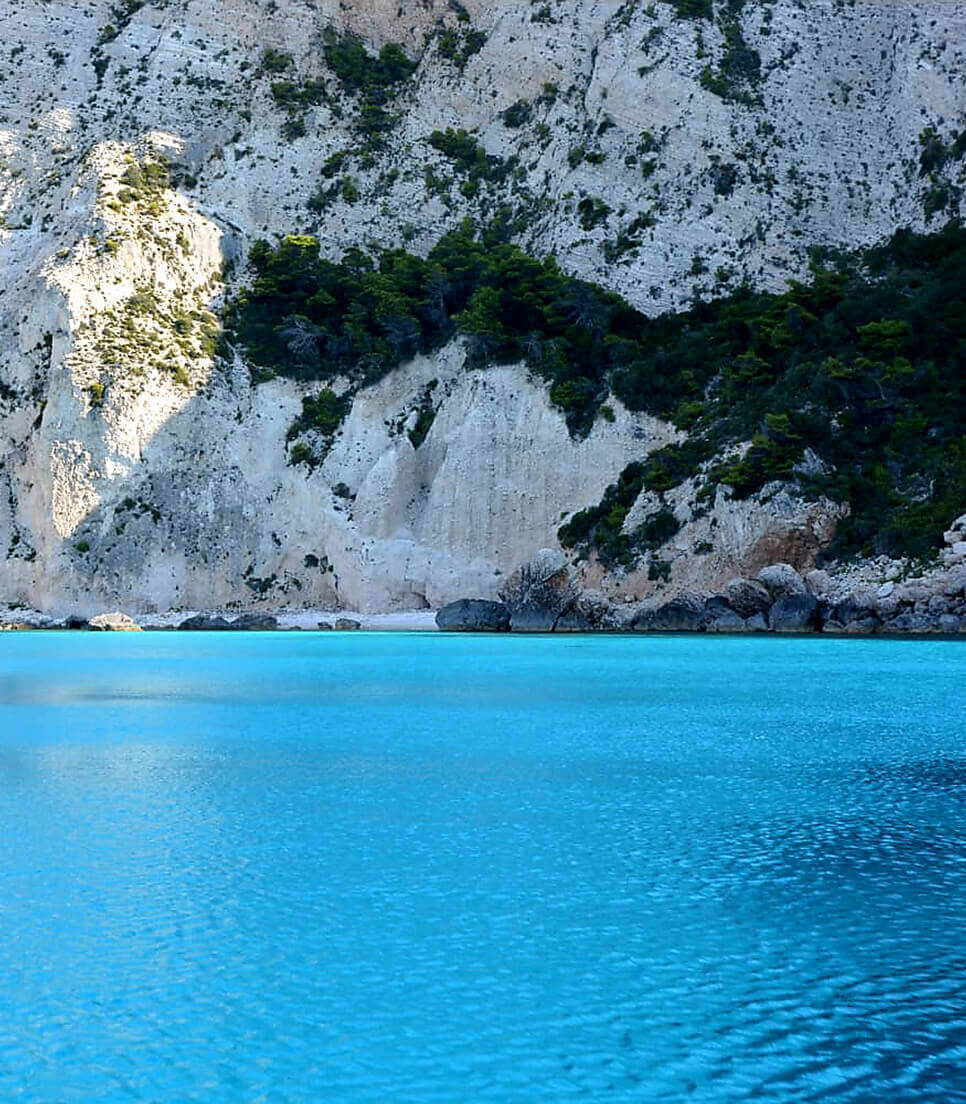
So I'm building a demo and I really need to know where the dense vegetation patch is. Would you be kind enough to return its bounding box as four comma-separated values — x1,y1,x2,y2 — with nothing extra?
428,129,517,188
322,29,416,96
559,463,681,567
225,221,651,435
565,222,966,563
287,388,353,466
227,222,966,562
263,29,416,148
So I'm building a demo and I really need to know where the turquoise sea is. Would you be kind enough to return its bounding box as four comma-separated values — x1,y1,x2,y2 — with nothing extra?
0,633,964,1102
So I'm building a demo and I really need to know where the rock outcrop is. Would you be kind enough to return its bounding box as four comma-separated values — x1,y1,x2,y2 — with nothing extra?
89,611,141,632
436,599,510,632
768,595,819,633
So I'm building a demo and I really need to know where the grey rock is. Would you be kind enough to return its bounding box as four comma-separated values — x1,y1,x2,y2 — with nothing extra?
90,611,141,632
745,613,769,632
436,600,510,632
334,618,362,631
178,614,232,631
316,621,334,631
231,613,279,631
707,609,747,633
529,547,567,583
942,570,966,597
806,568,832,596
874,595,901,619
510,602,560,632
840,618,881,635
757,563,808,599
927,594,950,615
768,594,818,632
724,578,772,617
554,608,593,632
833,598,880,627
63,616,90,630
632,592,709,633
881,612,935,633
938,614,963,634
704,595,733,615
570,590,621,631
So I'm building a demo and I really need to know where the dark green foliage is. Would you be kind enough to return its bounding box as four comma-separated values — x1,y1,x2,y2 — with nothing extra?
228,222,641,435
120,158,170,196
668,0,713,17
919,127,948,176
649,558,672,582
558,462,681,565
601,211,656,261
320,28,415,146
428,129,516,185
697,0,762,105
320,150,349,178
290,388,352,437
262,47,293,73
621,222,966,561
924,182,955,220
271,78,326,109
641,438,718,493
287,388,353,464
502,100,532,128
710,160,740,196
437,26,487,67
281,115,307,140
322,29,416,96
407,380,439,448
577,196,611,230
229,220,966,560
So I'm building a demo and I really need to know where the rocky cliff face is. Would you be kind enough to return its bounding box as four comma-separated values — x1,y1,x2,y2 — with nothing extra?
0,0,963,614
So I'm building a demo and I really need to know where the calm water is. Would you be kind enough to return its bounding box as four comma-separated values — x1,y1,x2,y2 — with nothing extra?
0,633,964,1103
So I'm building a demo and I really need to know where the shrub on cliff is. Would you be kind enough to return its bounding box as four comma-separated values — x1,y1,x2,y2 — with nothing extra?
227,220,966,560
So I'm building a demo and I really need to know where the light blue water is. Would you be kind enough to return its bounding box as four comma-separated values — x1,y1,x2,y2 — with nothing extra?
0,633,964,1103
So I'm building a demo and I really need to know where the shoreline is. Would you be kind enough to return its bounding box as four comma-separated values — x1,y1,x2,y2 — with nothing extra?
1,606,965,638
0,607,441,633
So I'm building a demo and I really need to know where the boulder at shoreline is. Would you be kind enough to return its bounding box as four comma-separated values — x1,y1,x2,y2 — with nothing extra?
436,600,510,632
89,612,141,632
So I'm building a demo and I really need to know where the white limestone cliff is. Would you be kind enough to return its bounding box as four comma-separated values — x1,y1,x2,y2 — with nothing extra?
0,0,963,614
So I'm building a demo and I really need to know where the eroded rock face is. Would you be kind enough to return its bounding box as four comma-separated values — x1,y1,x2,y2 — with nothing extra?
231,613,279,630
631,593,709,633
436,599,510,632
706,608,747,634
178,615,233,631
724,578,772,619
757,564,809,601
768,595,819,633
0,0,962,614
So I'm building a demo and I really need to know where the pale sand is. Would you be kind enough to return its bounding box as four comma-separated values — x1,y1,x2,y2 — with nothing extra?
280,610,439,632
1,608,440,631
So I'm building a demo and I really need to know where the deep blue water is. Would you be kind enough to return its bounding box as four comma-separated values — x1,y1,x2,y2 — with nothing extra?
0,633,964,1103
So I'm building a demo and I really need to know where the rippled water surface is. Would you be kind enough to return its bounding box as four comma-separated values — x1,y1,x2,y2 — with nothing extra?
1,633,965,1102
